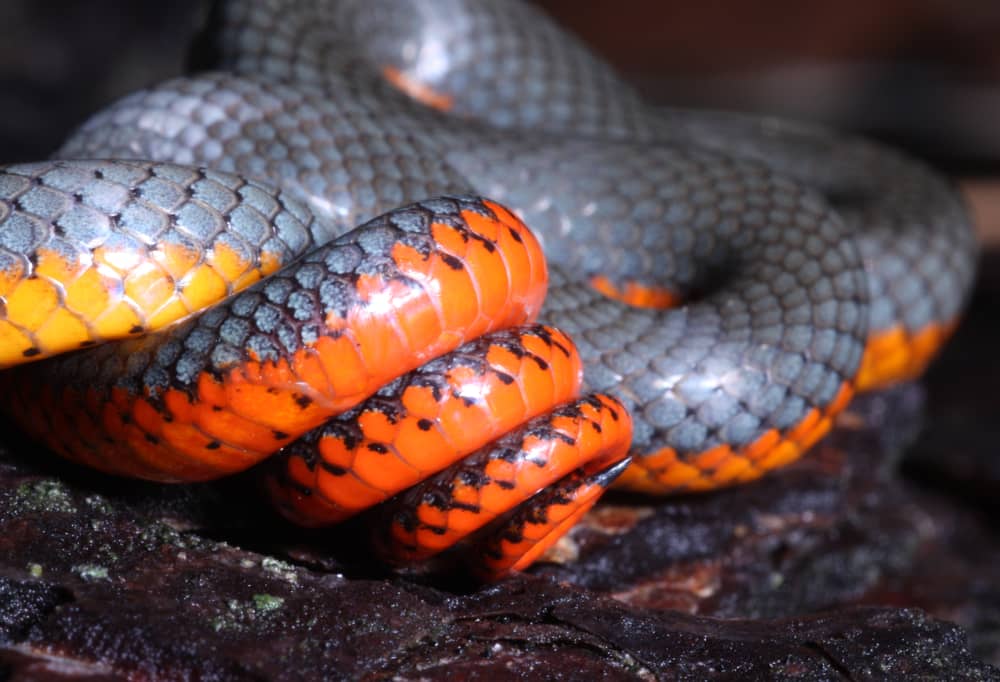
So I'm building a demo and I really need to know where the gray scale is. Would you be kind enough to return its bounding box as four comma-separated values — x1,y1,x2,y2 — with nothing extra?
0,0,978,466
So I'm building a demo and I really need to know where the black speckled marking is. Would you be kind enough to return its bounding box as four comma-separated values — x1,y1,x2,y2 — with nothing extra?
0,0,978,480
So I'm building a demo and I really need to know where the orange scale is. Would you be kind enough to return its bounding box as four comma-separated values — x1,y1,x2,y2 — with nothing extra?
456,243,510,322
476,481,521,520
504,504,594,573
632,446,681,472
449,482,482,511
388,284,444,358
178,264,228,314
190,402,284,454
147,298,193,330
122,262,174,315
481,200,525,232
481,376,528,430
0,322,35,367
161,388,198,424
437,399,494,452
484,342,523,375
479,481,606,579
206,240,252,283
358,410,399,444
517,359,557,412
491,225,542,301
81,389,106,421
92,301,144,339
915,321,954,361
743,428,781,462
421,251,482,328
785,408,821,444
827,381,854,416
692,444,734,470
116,427,179,478
107,385,132,412
392,418,456,473
314,334,372,405
152,419,216,458
62,268,117,321
400,384,444,420
589,276,681,310
433,265,482,333
287,347,335,398
223,372,329,434
459,208,503,243
255,354,307,390
35,246,90,284
257,249,282,275
734,464,765,484
581,415,616,454
381,65,454,112
519,331,558,365
317,434,355,471
651,459,704,490
229,266,265,292
415,502,449,530
193,373,227,408
796,416,832,452
390,241,434,278
856,327,910,390
444,363,478,389
154,241,200,281
756,440,801,472
284,455,317,490
350,313,407,380
684,475,722,492
100,401,129,444
441,507,485,538
351,445,421,497
7,277,62,331
709,455,752,485
429,221,469,255
161,424,256,478
315,468,384,515
483,457,517,487
413,527,455,554
130,398,166,438
532,441,585,485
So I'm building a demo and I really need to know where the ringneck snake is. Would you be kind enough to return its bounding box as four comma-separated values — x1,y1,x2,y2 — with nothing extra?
0,0,978,577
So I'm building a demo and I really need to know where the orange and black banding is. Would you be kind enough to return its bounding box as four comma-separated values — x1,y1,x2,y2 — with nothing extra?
472,457,632,579
3,197,548,482
372,393,632,566
265,324,584,526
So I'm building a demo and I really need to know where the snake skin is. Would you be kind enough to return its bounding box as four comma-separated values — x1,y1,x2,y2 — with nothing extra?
1,0,978,473
207,0,975,339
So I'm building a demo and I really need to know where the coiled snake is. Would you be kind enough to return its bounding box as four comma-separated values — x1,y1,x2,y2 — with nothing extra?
0,0,978,577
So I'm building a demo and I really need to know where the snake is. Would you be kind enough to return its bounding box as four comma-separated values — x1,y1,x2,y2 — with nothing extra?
0,0,978,576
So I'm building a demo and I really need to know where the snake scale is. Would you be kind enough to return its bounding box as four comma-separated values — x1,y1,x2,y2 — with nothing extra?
0,0,978,576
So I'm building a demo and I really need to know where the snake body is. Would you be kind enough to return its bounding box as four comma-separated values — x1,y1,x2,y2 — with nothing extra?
0,0,977,573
